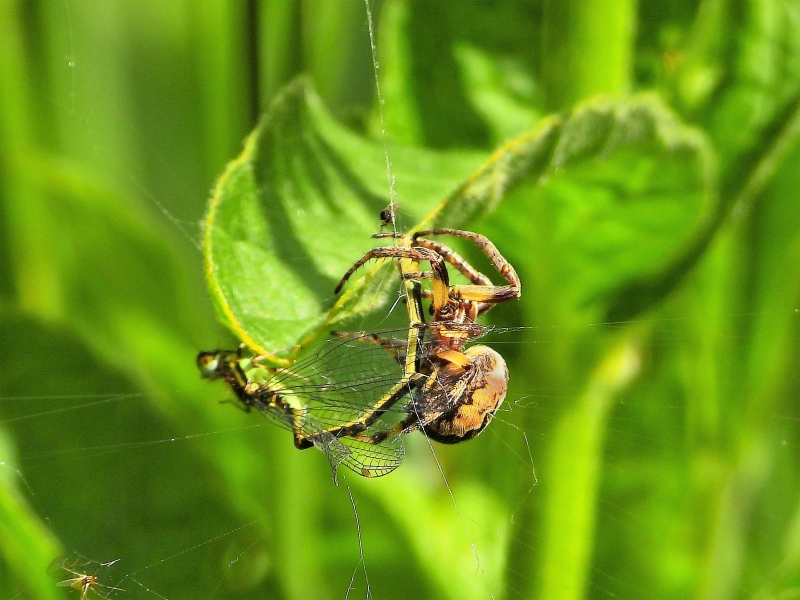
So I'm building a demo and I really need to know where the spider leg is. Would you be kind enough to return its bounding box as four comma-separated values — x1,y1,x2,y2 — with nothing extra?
376,231,519,313
414,229,520,291
334,246,446,293
372,229,494,285
412,237,492,286
411,236,498,316
334,245,452,317
415,229,521,315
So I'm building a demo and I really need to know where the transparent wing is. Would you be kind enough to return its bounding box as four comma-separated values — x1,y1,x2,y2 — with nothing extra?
223,324,495,478
247,329,415,477
305,424,405,479
250,397,406,479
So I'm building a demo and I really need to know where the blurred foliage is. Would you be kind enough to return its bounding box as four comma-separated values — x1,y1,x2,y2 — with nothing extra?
1,1,799,600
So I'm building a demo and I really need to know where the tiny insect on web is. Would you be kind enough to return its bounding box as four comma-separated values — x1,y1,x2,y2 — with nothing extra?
198,221,521,478
49,556,124,600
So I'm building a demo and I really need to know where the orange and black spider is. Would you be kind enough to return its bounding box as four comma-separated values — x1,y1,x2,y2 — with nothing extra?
330,228,521,445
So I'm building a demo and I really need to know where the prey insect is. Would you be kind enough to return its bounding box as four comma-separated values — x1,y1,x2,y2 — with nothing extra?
198,330,414,478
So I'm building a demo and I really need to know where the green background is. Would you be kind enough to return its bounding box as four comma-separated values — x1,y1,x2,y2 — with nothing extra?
1,1,800,599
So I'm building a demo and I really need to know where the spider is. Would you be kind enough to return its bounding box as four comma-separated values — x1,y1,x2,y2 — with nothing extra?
51,557,123,600
329,228,521,444
198,228,520,477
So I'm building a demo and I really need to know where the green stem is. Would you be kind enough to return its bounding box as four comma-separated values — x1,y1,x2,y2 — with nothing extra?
259,0,303,107
190,0,255,177
0,0,63,318
540,0,637,110
536,337,641,600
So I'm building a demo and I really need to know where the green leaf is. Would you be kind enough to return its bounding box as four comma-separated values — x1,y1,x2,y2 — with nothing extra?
206,81,715,357
204,77,487,361
430,94,714,235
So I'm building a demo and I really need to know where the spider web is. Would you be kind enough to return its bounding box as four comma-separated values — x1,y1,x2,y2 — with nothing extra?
1,2,800,600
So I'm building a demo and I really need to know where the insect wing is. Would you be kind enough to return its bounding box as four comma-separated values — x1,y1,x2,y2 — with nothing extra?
249,399,405,479
259,330,413,477
303,423,405,479
336,434,404,478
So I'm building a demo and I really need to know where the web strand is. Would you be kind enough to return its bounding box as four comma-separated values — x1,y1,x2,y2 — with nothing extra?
364,0,398,237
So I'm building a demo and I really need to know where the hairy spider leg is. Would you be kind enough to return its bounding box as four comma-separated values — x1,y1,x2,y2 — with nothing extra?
373,232,492,287
334,245,452,317
376,229,521,315
336,239,483,370
417,228,521,306
336,232,511,363
369,230,518,361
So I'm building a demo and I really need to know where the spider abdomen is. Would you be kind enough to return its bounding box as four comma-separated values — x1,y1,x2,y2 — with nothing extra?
423,345,508,444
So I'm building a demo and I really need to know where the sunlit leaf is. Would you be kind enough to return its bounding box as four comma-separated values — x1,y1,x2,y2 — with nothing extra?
471,94,716,319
